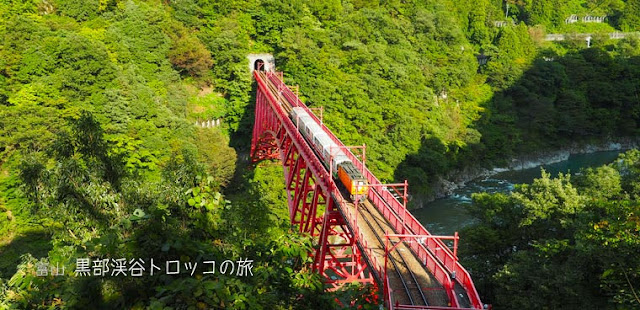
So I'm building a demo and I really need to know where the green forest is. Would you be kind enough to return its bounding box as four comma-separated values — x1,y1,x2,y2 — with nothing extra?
0,0,639,309
461,150,640,308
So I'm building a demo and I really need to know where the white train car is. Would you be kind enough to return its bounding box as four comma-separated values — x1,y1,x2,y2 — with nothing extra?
290,107,369,199
291,107,349,173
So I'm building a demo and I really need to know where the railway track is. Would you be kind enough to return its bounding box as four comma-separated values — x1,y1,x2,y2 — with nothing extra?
259,71,294,114
257,69,466,308
354,200,450,307
356,200,427,306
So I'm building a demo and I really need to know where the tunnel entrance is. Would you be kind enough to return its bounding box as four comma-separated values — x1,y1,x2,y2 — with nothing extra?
247,53,275,73
254,59,265,71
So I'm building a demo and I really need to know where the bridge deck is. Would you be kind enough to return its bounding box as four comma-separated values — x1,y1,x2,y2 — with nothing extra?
348,199,450,307
254,69,481,309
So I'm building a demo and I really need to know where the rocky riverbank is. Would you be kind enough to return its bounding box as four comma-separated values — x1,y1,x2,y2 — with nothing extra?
415,138,640,207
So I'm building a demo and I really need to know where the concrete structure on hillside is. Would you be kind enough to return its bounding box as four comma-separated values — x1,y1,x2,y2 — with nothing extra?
247,53,275,73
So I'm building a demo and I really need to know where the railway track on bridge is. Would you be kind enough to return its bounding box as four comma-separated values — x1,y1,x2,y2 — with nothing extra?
251,68,484,309
354,200,449,307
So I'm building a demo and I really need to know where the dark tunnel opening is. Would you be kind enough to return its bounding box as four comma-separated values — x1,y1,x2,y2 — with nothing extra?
254,59,265,71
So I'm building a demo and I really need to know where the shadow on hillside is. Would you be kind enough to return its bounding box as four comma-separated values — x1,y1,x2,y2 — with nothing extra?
228,79,257,153
225,76,258,197
223,77,290,238
0,231,52,279
394,42,640,205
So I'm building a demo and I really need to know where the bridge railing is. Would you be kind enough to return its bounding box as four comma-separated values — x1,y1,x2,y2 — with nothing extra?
366,187,459,305
267,72,483,308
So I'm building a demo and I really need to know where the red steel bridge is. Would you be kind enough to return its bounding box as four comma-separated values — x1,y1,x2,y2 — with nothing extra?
250,69,486,310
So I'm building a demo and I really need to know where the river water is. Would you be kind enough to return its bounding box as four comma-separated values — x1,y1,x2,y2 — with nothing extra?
412,150,623,236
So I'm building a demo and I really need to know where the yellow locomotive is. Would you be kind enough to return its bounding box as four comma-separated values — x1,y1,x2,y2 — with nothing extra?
337,160,368,197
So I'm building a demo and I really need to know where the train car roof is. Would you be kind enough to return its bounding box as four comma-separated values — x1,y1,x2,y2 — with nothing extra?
292,107,350,165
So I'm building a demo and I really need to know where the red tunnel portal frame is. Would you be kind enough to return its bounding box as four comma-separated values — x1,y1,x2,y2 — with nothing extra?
250,70,485,309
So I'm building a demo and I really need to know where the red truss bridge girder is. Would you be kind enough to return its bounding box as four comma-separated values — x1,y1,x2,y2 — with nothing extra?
250,70,485,310
265,72,484,309
250,72,376,289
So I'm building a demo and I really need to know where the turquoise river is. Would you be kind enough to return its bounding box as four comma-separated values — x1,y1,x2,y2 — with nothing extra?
413,150,623,236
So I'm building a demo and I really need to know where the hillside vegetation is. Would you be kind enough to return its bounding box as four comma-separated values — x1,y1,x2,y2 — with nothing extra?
461,150,640,308
165,0,640,196
0,0,639,309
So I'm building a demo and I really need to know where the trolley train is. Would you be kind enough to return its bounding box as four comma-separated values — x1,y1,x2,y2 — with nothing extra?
290,107,369,201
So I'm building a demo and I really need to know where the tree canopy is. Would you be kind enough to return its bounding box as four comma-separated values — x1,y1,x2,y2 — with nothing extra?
0,0,639,308
460,151,640,309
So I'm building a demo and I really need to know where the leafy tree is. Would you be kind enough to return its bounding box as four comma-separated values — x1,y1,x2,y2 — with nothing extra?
169,35,214,77
461,151,640,308
194,128,237,187
55,0,100,21
621,0,640,31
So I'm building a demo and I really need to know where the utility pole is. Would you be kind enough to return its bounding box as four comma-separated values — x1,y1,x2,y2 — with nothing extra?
505,0,524,19
505,0,509,19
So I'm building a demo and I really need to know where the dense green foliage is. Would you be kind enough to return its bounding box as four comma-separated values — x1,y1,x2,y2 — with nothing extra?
460,150,640,309
479,38,640,163
162,0,640,197
0,0,373,308
1,0,640,308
